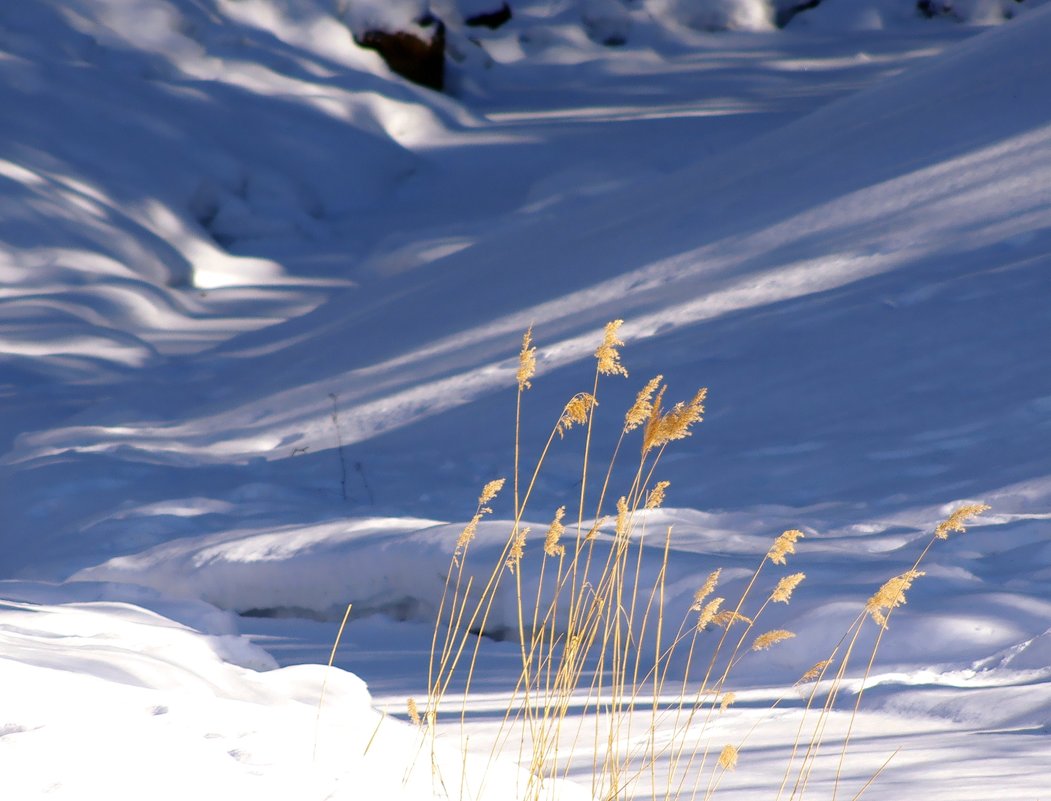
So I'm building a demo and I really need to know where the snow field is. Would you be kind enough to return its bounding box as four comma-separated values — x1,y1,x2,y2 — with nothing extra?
2,0,1051,798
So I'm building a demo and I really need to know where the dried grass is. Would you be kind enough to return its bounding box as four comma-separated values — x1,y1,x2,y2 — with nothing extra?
382,322,987,801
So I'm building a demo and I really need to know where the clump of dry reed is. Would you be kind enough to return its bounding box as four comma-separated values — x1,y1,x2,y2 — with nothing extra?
408,322,987,801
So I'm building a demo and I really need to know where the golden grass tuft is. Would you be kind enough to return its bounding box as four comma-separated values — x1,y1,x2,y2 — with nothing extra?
517,326,537,391
479,478,506,505
557,392,597,437
751,629,796,652
506,527,529,573
717,744,739,771
866,569,925,628
797,658,833,684
712,609,753,628
407,696,422,727
771,572,805,604
645,480,671,509
595,319,628,377
934,503,990,539
696,597,725,630
692,569,722,610
543,506,566,557
643,387,707,452
625,374,663,431
402,322,987,801
768,529,804,565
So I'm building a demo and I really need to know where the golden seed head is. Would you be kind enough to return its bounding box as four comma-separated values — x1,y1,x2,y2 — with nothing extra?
696,597,725,630
557,393,597,437
643,387,707,452
768,529,804,565
720,692,736,712
506,527,529,573
645,480,670,510
641,385,666,452
479,478,506,505
691,569,722,610
771,572,805,604
712,610,753,629
935,503,990,539
595,319,628,377
455,513,482,554
517,326,537,391
718,744,738,771
866,569,925,628
797,658,833,685
751,629,796,652
615,496,630,539
407,697,421,727
625,374,663,432
544,506,566,557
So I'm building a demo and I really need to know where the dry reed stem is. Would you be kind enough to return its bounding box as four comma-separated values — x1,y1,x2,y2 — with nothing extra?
421,323,982,801
313,601,353,761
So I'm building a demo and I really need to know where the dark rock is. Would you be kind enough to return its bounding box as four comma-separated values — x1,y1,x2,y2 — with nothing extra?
465,3,513,29
356,14,445,91
775,0,822,28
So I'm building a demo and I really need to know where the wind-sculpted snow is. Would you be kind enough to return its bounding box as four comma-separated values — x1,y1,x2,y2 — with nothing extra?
2,0,1051,798
0,583,578,800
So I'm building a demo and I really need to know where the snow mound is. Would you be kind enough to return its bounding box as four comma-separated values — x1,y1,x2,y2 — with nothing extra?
0,585,587,800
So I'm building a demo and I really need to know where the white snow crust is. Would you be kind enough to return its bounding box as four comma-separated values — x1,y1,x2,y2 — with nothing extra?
2,0,1050,798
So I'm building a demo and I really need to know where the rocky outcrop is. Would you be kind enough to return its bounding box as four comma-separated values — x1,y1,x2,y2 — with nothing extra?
356,13,446,91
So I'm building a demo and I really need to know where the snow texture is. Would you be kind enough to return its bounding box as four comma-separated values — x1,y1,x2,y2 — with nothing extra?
2,0,1050,798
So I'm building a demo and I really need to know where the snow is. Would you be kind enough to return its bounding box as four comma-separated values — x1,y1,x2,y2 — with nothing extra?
2,0,1050,798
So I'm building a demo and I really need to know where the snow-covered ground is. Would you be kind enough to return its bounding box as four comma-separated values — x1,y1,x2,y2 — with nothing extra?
2,1,1050,798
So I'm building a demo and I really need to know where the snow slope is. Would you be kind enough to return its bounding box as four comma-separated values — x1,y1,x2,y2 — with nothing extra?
2,1,1050,798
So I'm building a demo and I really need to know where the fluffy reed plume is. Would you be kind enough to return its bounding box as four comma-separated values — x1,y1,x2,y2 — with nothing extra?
797,658,833,684
866,570,925,627
935,503,990,539
768,529,804,565
455,479,506,556
517,326,537,391
615,496,630,539
456,515,482,553
718,744,739,771
642,385,667,452
697,597,725,630
625,375,663,431
543,506,566,557
751,629,796,652
712,610,753,628
479,478,506,505
643,387,708,452
691,569,722,610
558,393,597,437
506,527,529,573
596,319,628,377
720,692,737,712
407,696,422,727
771,572,805,604
645,480,671,509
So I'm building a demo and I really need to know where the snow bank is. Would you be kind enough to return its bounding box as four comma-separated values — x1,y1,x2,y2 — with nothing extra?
0,583,587,800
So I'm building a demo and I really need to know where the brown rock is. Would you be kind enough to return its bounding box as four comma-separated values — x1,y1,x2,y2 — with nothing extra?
356,14,445,91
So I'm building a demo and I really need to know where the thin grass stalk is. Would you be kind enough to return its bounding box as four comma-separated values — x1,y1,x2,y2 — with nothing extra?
789,617,869,801
313,601,353,761
663,556,771,791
